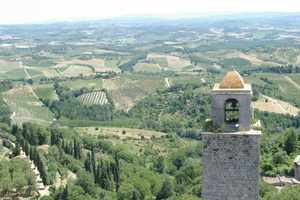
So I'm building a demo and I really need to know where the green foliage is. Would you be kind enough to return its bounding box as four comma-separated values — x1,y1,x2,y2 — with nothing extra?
260,128,299,176
0,95,11,124
221,58,251,68
119,53,147,72
0,158,36,198
0,80,13,92
283,129,297,155
129,83,210,137
156,178,174,200
255,111,300,132
262,185,300,200
49,83,114,121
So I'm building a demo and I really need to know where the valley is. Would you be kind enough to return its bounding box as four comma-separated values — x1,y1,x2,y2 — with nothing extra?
1,14,300,200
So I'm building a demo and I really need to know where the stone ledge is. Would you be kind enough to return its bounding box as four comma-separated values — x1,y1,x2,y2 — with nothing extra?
202,129,261,136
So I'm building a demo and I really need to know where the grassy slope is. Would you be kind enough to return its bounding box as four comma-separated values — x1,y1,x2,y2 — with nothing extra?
2,86,55,125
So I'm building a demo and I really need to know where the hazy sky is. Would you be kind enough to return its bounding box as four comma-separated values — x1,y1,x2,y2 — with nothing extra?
1,0,300,24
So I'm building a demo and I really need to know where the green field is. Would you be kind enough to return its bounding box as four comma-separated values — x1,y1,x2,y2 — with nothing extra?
2,86,55,125
0,69,26,80
133,62,161,73
102,74,166,110
33,84,58,101
61,79,103,90
248,73,300,107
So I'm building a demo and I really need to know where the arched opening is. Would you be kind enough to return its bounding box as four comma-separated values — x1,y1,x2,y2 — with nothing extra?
224,98,239,124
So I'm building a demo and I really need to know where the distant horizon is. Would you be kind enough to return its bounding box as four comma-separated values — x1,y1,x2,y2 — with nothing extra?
2,0,300,25
2,11,300,26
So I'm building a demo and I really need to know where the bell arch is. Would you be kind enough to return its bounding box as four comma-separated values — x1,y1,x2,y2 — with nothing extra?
224,98,239,124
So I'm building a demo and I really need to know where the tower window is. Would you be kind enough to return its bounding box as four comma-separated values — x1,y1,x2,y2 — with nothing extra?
224,99,239,124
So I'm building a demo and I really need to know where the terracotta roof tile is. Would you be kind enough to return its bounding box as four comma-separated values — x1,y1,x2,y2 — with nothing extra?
219,70,245,89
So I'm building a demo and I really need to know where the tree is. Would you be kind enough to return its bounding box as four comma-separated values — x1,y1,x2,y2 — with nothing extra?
113,153,120,192
84,152,93,173
91,148,96,175
12,143,21,157
283,129,297,155
153,156,165,173
156,179,173,200
172,151,185,170
76,172,97,197
132,189,141,200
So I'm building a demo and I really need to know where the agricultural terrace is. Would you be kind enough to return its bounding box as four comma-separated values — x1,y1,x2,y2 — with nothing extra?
2,86,55,125
78,91,108,105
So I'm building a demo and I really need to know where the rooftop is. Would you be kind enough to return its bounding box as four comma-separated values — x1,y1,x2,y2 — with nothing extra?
213,70,251,92
219,70,245,89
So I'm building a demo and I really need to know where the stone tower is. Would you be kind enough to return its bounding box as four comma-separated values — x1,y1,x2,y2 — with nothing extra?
202,71,261,200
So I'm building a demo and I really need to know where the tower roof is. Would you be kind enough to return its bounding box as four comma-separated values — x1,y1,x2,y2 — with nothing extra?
219,70,245,89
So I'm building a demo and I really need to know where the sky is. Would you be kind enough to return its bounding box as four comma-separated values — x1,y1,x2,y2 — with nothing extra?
1,0,300,24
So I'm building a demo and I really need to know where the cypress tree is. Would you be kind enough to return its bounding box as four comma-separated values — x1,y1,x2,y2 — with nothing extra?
113,153,120,192
84,152,92,172
91,148,96,175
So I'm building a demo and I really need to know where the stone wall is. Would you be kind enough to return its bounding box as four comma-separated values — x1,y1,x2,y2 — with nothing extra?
211,92,252,131
295,164,300,181
202,131,261,200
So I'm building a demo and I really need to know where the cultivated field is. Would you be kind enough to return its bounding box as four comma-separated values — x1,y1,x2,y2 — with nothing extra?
78,91,108,105
61,79,103,90
2,86,55,125
289,74,300,87
77,127,166,140
33,84,59,101
133,62,161,73
147,53,191,71
238,52,279,66
248,74,300,107
0,69,26,80
253,95,300,116
60,65,94,77
59,58,120,73
102,75,165,110
0,59,19,73
41,68,60,78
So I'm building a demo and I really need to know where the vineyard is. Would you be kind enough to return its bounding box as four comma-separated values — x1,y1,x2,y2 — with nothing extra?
78,91,108,105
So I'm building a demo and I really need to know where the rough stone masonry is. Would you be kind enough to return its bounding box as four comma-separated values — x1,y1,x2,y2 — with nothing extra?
202,131,261,200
